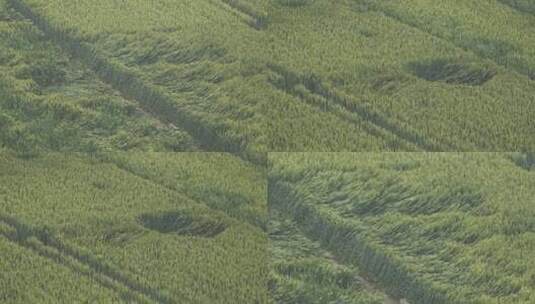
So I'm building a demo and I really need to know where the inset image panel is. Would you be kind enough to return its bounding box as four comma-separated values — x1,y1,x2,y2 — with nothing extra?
268,152,535,304
0,152,268,304
1,0,269,162
263,0,535,151
4,0,534,155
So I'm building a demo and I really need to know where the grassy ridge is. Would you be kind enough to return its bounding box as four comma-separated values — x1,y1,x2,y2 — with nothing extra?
356,0,535,79
269,153,535,304
269,207,386,304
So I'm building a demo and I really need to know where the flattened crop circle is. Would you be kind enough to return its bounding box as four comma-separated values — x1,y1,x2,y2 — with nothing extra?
138,211,227,238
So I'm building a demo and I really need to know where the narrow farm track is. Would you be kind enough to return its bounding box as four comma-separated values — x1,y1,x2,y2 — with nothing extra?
355,0,535,81
76,64,204,150
267,80,406,150
268,65,458,152
95,74,202,149
273,204,406,304
7,0,264,165
269,179,447,304
0,214,177,304
0,232,152,304
207,0,255,28
214,0,267,29
358,273,406,304
267,67,415,151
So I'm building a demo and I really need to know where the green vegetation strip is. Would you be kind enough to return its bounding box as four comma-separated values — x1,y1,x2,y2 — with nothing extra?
269,207,387,304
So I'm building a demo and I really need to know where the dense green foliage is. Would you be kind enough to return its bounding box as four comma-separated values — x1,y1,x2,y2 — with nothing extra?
0,1,198,156
269,153,535,304
0,152,268,303
1,0,534,302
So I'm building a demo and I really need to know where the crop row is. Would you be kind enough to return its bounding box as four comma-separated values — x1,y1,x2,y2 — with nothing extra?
0,226,127,302
268,64,441,151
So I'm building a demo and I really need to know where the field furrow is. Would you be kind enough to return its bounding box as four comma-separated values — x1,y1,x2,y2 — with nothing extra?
269,203,404,304
0,214,172,304
217,0,268,29
268,64,448,151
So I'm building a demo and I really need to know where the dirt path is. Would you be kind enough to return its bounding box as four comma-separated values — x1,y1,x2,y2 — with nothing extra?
323,251,408,304
359,273,406,304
